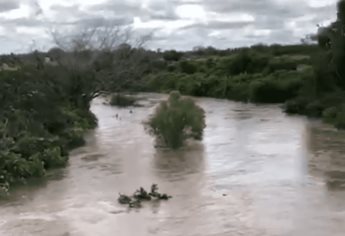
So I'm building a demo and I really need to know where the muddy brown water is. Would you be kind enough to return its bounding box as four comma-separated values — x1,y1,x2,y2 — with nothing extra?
1,93,345,236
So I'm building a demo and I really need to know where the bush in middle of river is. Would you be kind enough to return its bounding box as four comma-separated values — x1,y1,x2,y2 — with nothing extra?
146,91,206,149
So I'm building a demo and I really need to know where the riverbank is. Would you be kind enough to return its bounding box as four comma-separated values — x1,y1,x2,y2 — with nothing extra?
138,46,315,104
0,68,97,195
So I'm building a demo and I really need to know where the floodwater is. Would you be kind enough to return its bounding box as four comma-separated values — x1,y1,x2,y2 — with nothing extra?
1,93,345,236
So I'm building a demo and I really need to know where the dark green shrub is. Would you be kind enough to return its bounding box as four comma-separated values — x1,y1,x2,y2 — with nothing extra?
322,107,338,123
175,74,203,96
206,58,215,68
147,91,206,149
26,154,46,177
266,55,309,72
284,98,309,114
0,60,98,191
163,50,183,61
167,64,177,72
305,101,324,117
321,105,345,129
179,61,197,74
250,78,301,103
3,152,30,180
110,94,137,107
221,52,269,75
40,147,68,169
319,91,345,107
13,136,60,157
62,108,97,130
58,127,85,149
334,109,345,129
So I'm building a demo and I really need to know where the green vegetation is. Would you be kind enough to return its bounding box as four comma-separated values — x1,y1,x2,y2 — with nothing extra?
0,65,97,195
147,91,205,149
118,184,172,208
0,28,153,193
110,94,137,107
133,43,319,106
144,69,305,103
2,0,345,193
284,0,345,129
0,41,326,194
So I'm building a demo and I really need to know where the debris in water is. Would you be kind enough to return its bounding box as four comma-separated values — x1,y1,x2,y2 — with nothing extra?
118,194,131,204
118,184,172,208
133,187,152,201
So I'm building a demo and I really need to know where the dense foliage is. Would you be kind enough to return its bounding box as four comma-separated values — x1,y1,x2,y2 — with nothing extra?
284,0,345,128
140,45,315,104
147,91,205,149
0,64,97,195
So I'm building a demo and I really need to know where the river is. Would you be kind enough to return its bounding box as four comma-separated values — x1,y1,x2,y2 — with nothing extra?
1,93,345,236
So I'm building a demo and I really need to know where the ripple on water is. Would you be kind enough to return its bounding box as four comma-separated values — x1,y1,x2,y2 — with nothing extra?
1,94,345,236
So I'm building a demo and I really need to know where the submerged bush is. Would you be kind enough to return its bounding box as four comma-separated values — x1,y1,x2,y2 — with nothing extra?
118,184,172,208
110,94,137,107
147,91,205,149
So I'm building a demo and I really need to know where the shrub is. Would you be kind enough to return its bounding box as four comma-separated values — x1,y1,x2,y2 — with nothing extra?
221,52,269,75
163,50,183,61
284,97,309,114
0,65,98,192
179,60,197,74
110,94,137,107
322,105,345,129
248,71,303,103
63,108,98,130
62,128,86,149
322,107,338,123
250,79,301,103
305,101,324,117
147,91,206,149
40,147,67,169
334,108,345,129
175,74,202,96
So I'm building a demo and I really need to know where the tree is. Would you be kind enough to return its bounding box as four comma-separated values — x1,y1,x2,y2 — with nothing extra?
179,60,197,74
163,50,183,61
315,0,345,90
49,24,154,101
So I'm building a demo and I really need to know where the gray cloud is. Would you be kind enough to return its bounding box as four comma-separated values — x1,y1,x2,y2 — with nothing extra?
88,0,180,22
182,20,253,30
0,0,339,53
50,4,80,14
151,0,337,49
50,4,133,27
76,16,133,28
0,0,20,13
0,17,39,27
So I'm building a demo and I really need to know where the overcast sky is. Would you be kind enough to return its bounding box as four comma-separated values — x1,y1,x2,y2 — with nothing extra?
0,0,338,53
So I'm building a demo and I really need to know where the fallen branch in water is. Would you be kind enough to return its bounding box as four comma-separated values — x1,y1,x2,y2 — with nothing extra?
118,184,172,208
